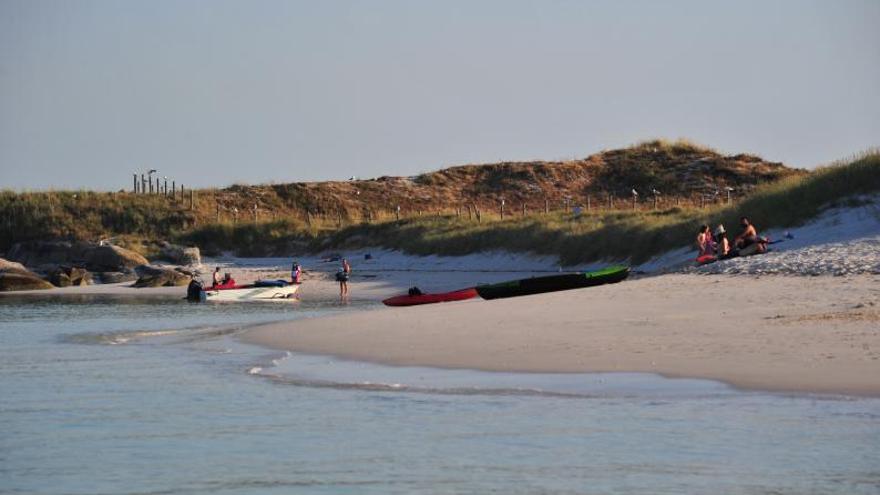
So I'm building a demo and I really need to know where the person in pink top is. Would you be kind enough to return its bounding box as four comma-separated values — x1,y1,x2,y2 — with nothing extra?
696,224,715,256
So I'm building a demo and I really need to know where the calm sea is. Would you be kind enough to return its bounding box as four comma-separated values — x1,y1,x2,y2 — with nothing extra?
1,294,879,495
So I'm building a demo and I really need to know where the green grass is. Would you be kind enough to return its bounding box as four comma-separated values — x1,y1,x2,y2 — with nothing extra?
179,219,316,257
0,191,195,254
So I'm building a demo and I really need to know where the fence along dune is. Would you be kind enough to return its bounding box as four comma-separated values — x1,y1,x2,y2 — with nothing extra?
4,142,877,264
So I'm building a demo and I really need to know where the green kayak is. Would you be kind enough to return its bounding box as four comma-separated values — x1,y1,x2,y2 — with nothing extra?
475,265,630,300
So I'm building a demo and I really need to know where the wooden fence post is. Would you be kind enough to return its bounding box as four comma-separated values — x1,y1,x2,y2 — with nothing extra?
544,198,549,214
133,174,138,193
587,195,591,211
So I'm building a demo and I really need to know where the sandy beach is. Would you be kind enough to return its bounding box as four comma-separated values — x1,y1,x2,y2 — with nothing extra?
7,201,880,397
243,273,880,396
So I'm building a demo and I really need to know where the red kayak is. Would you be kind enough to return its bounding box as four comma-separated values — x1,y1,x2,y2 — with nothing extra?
382,288,478,307
695,254,717,265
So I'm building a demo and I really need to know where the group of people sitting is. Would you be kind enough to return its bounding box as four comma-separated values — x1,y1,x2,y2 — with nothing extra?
211,267,237,289
208,261,303,290
697,216,768,260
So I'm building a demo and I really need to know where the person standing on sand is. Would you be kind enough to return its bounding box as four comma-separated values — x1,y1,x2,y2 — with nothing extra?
291,261,302,284
336,258,351,299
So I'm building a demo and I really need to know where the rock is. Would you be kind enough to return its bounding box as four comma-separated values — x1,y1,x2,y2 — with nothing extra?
158,243,202,266
83,245,148,272
6,241,82,267
0,258,55,290
0,258,31,275
0,272,54,291
132,265,191,288
46,265,92,287
96,271,138,284
7,241,148,273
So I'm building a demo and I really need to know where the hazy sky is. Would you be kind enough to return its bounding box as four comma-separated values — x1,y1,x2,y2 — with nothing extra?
1,0,878,190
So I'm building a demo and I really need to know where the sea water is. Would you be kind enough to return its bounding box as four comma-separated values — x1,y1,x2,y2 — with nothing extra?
1,294,879,495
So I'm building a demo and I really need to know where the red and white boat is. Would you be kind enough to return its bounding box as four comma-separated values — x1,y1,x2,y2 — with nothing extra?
202,279,300,301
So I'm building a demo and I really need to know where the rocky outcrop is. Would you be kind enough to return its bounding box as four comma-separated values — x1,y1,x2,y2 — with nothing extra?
5,241,79,267
132,265,192,288
6,241,148,273
157,242,201,266
46,265,93,287
0,258,31,276
0,273,54,291
83,245,148,272
96,271,139,284
0,258,54,291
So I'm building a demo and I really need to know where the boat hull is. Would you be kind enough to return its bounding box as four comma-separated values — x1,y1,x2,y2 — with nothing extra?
203,284,300,301
475,266,629,300
383,288,478,307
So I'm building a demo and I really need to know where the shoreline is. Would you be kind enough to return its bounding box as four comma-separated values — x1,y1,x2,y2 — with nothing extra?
241,273,880,397
4,244,878,397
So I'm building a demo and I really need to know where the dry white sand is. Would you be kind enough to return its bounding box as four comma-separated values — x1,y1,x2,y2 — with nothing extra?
243,273,880,396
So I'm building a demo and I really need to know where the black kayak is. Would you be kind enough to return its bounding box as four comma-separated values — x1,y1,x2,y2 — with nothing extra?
475,265,630,300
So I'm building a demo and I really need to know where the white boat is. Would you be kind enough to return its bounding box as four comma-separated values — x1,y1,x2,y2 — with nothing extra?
202,282,300,301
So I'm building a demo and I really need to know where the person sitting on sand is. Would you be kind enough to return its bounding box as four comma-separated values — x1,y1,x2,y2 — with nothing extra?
734,217,767,255
696,224,715,256
715,224,730,258
212,267,222,287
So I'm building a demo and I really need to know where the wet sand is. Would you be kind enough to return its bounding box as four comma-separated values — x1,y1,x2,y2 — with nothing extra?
242,273,880,396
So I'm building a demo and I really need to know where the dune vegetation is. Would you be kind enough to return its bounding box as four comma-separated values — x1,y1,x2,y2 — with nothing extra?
1,143,876,265
180,150,879,264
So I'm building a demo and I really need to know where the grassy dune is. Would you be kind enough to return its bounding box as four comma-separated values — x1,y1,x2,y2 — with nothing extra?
183,151,879,264
1,147,875,264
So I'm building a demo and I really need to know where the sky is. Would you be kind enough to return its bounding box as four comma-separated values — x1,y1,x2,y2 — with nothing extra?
1,0,878,191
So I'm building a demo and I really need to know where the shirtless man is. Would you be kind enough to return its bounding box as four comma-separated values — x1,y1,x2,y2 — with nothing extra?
734,217,766,254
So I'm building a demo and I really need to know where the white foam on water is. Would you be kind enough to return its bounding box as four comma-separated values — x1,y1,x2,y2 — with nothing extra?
251,351,737,399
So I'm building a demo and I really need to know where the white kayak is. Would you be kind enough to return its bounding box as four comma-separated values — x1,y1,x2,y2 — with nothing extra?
203,282,300,301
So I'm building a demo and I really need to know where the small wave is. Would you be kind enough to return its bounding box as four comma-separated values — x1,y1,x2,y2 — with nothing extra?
252,371,600,399
63,329,183,346
63,324,244,346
